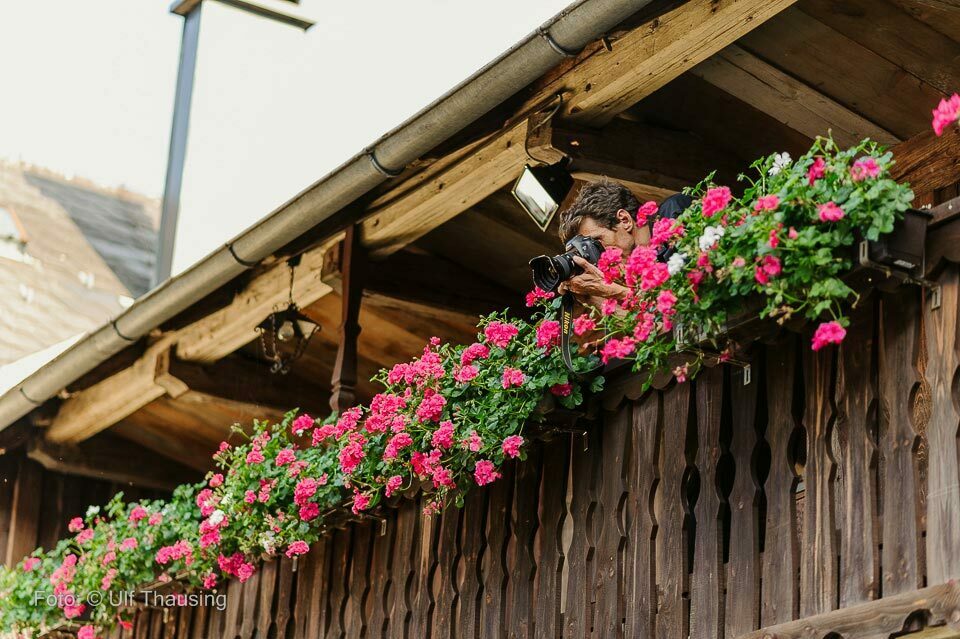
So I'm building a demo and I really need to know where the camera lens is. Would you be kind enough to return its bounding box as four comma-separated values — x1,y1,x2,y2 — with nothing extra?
529,255,563,292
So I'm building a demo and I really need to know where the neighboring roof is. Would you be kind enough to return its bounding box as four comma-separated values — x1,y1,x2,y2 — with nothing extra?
24,170,159,297
0,162,158,365
0,0,660,430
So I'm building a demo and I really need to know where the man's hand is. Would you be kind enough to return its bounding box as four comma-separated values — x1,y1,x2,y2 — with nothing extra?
557,256,629,304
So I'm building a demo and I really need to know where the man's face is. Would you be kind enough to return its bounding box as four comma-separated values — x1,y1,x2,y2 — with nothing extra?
576,209,651,253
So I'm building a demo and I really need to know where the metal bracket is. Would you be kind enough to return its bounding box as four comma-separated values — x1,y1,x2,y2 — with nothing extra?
858,240,938,291
931,284,943,310
743,364,752,386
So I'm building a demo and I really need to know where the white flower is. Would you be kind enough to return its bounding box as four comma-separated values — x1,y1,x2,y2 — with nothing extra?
769,152,792,176
220,494,232,507
259,531,276,553
85,505,100,518
667,252,687,276
208,509,225,526
698,225,725,251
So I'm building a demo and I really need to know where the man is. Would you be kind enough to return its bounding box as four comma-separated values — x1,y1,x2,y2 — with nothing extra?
557,179,690,306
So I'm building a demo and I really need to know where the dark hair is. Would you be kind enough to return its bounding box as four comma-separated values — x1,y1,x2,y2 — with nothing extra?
558,178,640,243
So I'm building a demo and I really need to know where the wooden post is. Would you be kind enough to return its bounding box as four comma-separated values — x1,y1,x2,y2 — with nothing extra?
329,225,366,412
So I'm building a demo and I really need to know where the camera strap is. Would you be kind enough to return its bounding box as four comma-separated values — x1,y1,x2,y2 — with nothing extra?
560,292,576,372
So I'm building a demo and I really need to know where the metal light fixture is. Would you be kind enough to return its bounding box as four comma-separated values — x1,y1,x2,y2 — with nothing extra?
511,162,574,232
257,256,320,374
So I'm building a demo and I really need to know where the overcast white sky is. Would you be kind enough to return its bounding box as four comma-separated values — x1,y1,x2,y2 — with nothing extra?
0,0,571,200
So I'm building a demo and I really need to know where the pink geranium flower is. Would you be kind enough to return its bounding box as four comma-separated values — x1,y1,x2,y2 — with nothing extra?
285,541,310,558
701,186,732,217
77,625,96,639
461,342,490,365
754,194,779,212
22,557,40,572
818,201,845,222
525,286,555,307
246,447,265,464
291,413,314,435
454,364,479,383
636,201,658,226
760,255,781,277
385,475,404,497
431,420,456,449
351,491,371,515
484,321,519,348
811,321,847,350
299,502,320,522
383,432,413,460
808,156,826,185
68,517,84,533
416,389,447,422
275,448,296,466
550,382,572,397
600,337,635,363
601,298,620,316
502,435,524,459
462,430,483,452
474,460,501,486
932,93,960,136
502,367,526,389
850,157,880,182
536,320,561,349
597,247,624,283
573,315,595,335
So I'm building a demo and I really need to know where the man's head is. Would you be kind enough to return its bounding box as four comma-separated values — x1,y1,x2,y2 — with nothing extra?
558,179,650,252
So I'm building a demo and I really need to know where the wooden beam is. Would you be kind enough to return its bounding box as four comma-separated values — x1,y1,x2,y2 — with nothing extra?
886,0,960,45
155,348,331,415
372,249,514,316
736,582,960,639
302,294,429,371
624,73,815,167
738,7,943,139
530,118,743,192
112,412,216,474
799,0,960,97
0,421,33,455
45,240,340,445
551,0,801,127
4,457,42,566
690,45,899,147
28,432,199,492
176,237,340,362
46,337,173,444
329,226,365,412
891,125,960,204
360,118,533,259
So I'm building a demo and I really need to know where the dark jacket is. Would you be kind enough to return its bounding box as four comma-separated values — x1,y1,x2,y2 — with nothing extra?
653,193,692,261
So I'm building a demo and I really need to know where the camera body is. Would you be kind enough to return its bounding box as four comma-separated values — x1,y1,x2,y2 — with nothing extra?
529,235,605,293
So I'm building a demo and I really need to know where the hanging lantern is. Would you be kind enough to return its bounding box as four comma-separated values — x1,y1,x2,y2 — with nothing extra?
257,256,320,374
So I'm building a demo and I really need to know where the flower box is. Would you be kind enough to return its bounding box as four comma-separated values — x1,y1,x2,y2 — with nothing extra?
860,207,932,278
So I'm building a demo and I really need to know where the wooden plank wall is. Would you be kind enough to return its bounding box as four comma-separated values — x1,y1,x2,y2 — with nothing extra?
131,261,960,638
0,447,161,567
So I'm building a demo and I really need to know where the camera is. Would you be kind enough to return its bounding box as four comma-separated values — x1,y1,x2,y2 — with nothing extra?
529,235,605,293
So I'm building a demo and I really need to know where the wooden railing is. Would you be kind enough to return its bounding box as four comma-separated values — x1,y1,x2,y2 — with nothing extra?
123,224,960,638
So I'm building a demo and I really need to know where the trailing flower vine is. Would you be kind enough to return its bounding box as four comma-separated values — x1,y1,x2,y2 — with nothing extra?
0,307,599,638
588,135,914,388
0,122,938,638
